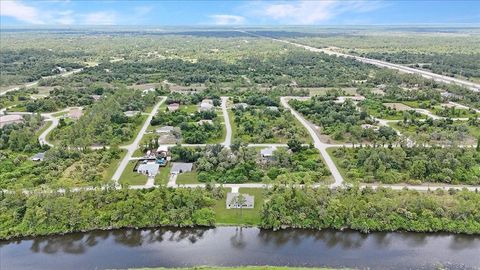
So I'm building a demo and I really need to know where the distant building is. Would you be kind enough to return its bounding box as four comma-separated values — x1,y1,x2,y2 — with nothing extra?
233,103,249,110
68,108,83,120
0,114,24,128
197,119,213,125
260,146,277,162
335,96,365,104
361,124,380,131
142,88,156,95
226,192,255,209
91,95,102,101
124,111,140,117
155,126,179,134
266,106,279,112
199,99,214,111
171,162,193,174
30,152,45,162
167,103,180,112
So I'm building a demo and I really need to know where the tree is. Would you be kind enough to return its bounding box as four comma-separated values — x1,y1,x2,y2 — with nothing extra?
287,138,303,153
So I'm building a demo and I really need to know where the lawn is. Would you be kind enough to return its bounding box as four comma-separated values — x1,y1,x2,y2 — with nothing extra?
308,87,357,97
155,163,172,185
214,188,264,226
119,160,147,186
103,150,127,181
176,171,199,184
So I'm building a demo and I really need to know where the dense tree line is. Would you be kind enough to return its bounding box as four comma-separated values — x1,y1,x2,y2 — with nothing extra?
394,118,479,146
290,97,397,144
0,147,121,189
0,187,217,239
50,88,154,147
362,51,480,80
261,186,480,234
331,146,480,185
151,109,222,144
233,106,309,143
0,114,45,153
0,49,85,86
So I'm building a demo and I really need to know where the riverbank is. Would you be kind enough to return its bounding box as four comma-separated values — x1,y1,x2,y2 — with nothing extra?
1,186,480,240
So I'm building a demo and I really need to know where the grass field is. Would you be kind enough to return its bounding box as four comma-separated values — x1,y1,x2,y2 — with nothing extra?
103,150,127,181
176,171,199,184
155,163,172,185
119,160,147,186
308,87,357,97
214,188,264,226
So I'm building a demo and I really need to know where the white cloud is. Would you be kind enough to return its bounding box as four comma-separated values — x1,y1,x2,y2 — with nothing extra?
249,0,383,24
55,10,75,25
84,11,117,25
134,6,153,16
210,14,246,25
0,1,45,24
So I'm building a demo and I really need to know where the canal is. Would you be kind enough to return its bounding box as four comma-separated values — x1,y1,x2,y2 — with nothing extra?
1,227,479,270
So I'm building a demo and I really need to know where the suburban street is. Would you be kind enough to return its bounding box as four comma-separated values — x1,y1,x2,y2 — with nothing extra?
0,68,84,96
111,97,167,185
221,96,232,147
280,97,345,187
241,31,480,92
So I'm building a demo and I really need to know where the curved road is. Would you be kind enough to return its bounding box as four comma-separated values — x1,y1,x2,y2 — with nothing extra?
0,68,84,96
241,31,480,92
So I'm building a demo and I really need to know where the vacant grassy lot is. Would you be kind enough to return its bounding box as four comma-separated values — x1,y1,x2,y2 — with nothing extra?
214,188,264,226
155,164,172,185
176,171,199,184
119,160,147,186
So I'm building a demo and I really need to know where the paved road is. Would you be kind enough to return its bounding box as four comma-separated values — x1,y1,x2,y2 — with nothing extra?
221,96,232,147
111,97,166,185
0,68,84,96
280,96,345,187
241,31,480,92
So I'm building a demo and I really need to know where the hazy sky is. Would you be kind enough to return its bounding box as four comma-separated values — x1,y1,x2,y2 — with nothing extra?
1,0,479,26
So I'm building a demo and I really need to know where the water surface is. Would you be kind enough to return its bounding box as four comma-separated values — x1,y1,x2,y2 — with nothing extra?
1,227,479,270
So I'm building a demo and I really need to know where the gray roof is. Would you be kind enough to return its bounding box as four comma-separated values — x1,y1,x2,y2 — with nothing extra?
171,162,193,174
226,192,255,209
260,147,276,157
156,126,177,133
31,152,45,161
137,161,160,176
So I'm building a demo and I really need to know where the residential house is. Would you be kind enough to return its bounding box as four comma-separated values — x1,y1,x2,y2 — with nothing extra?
171,162,193,174
226,192,255,209
167,103,180,112
68,108,83,120
30,152,45,161
199,99,214,112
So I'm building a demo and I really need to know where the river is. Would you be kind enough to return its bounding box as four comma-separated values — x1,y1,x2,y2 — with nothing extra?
1,227,479,270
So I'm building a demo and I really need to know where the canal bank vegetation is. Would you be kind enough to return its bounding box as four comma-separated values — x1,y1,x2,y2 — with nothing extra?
0,187,217,240
261,186,480,234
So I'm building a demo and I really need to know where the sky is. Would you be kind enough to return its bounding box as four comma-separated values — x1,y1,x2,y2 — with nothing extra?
0,0,479,26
